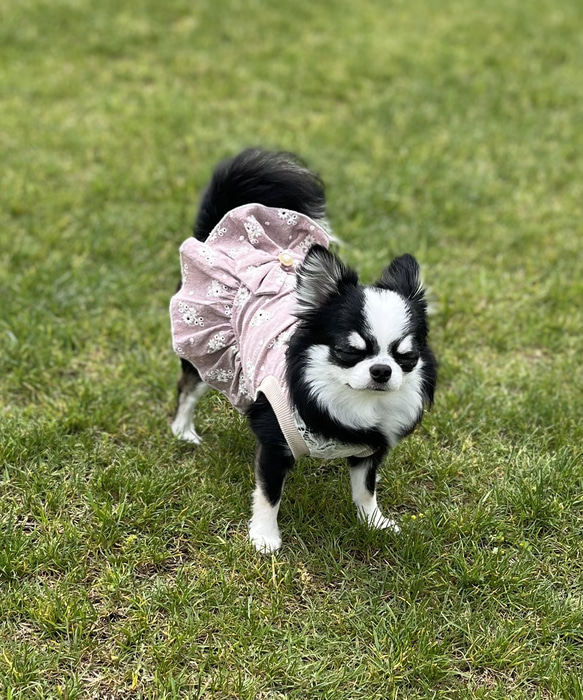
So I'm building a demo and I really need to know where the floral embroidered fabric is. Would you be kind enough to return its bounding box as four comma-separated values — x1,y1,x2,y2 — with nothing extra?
170,203,329,413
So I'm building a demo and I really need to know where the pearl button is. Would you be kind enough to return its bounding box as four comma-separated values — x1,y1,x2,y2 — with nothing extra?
278,251,294,267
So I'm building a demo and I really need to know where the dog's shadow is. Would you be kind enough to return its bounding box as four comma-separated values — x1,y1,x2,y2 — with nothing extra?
172,398,406,556
275,458,403,554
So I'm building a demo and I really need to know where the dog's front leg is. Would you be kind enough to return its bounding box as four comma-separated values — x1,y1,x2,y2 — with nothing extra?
348,452,399,532
248,443,294,553
246,397,294,553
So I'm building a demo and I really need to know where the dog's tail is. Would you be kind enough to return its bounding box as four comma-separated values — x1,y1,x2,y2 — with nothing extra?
193,148,327,241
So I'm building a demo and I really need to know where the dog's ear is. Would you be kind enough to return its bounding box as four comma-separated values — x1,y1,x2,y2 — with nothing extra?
376,254,424,301
295,244,358,315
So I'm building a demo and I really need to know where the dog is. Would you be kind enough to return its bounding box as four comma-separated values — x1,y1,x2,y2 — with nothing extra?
170,149,437,552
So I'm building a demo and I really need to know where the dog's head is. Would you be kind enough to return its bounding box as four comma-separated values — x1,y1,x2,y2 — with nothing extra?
291,245,431,397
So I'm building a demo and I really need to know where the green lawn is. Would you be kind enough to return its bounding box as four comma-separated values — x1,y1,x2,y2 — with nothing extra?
1,0,583,697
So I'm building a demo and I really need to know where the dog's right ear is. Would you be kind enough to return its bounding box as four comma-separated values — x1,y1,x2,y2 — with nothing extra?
295,245,358,316
376,254,424,302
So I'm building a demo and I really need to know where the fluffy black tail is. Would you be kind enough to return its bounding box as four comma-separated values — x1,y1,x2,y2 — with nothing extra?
194,148,326,241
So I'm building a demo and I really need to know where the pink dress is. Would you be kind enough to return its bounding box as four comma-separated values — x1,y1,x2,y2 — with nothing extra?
170,204,328,457
170,203,374,461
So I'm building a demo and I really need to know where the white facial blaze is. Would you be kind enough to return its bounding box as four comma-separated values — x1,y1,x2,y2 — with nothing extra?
341,289,411,392
363,288,411,350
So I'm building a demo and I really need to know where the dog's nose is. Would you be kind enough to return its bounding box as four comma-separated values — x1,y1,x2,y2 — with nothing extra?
370,364,392,383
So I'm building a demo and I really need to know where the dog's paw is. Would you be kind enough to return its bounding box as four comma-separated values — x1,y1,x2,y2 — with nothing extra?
373,515,400,533
359,509,400,533
171,422,202,445
249,526,282,554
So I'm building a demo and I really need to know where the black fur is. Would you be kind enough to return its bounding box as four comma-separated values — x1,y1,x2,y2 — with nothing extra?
194,148,326,241
246,395,294,506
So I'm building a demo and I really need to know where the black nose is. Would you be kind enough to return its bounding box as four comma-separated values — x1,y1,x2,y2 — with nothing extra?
370,364,392,383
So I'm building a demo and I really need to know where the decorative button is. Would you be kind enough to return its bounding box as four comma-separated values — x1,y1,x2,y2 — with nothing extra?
278,251,294,268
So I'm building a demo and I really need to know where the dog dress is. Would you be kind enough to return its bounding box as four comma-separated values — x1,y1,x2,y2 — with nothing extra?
170,203,374,460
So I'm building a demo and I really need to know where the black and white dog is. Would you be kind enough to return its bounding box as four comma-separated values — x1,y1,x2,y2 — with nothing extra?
171,149,436,552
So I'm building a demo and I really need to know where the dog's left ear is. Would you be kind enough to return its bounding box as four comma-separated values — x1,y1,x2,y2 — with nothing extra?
295,244,358,315
376,254,424,302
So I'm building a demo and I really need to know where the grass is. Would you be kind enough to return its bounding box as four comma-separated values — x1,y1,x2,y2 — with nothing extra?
1,0,583,696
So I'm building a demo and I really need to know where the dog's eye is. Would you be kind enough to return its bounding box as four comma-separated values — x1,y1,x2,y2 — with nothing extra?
332,346,367,364
394,351,419,372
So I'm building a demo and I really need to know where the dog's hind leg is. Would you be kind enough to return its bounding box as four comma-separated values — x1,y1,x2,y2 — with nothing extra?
171,359,209,444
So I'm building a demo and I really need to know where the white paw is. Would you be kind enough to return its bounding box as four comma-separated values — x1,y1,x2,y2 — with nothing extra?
171,422,202,445
359,509,400,533
374,516,400,533
249,525,282,554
